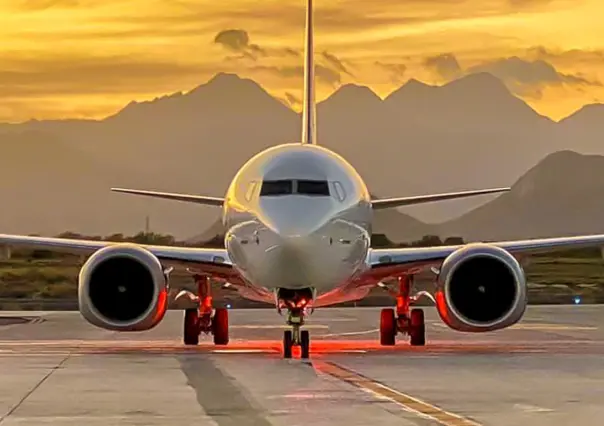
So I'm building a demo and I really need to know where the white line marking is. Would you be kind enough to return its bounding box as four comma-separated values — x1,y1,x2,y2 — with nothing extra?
511,324,597,331
316,361,482,426
319,329,379,337
513,403,554,413
230,325,329,329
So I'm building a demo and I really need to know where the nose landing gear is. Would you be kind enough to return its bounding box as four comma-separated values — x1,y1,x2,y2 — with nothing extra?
276,288,314,359
282,308,310,359
180,275,229,346
380,275,426,347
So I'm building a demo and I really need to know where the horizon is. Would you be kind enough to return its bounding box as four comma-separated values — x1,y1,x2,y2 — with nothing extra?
6,71,603,125
1,0,603,123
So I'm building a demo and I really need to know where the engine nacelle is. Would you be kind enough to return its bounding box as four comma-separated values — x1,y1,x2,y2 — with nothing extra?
435,243,527,332
78,244,168,331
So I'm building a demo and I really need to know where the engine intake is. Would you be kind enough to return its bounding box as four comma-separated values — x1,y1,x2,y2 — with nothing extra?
78,244,168,331
435,243,527,332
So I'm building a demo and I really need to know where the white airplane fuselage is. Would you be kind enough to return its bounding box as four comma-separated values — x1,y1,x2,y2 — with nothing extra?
222,143,372,296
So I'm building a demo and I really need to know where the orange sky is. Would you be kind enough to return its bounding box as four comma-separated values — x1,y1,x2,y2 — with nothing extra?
0,0,602,122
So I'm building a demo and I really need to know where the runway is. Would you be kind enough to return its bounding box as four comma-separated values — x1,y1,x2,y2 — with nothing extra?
0,306,603,425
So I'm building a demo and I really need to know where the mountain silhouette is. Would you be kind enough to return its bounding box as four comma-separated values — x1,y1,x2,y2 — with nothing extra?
0,72,603,240
439,151,604,240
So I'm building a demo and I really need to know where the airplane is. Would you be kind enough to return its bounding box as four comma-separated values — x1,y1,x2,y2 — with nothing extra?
2,0,604,360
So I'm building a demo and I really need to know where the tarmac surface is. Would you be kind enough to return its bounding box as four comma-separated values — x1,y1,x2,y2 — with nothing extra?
0,305,603,425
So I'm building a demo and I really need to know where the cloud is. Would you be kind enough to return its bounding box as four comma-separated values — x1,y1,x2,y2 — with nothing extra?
424,53,463,81
527,46,604,68
214,29,299,61
250,65,342,87
214,29,251,51
144,0,535,41
374,61,407,84
314,66,343,86
15,0,83,10
467,56,601,98
506,0,554,6
214,29,266,60
422,51,601,100
322,51,353,76
0,54,208,97
214,29,351,87
14,0,125,10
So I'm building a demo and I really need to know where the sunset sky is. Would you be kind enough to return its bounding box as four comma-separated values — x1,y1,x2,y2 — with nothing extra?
0,0,603,122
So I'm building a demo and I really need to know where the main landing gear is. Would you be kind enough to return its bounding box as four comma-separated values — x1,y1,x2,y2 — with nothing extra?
182,275,229,346
380,275,426,347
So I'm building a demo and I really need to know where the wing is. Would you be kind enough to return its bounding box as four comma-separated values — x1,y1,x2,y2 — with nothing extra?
365,233,604,281
111,188,224,206
371,187,510,209
0,233,234,278
0,233,277,304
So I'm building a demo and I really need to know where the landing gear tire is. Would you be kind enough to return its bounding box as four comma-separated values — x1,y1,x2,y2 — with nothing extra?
409,308,426,346
380,308,396,346
184,308,199,345
300,330,310,359
283,330,293,359
212,308,229,345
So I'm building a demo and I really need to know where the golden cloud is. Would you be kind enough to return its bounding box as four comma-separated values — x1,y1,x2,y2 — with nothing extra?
0,0,601,121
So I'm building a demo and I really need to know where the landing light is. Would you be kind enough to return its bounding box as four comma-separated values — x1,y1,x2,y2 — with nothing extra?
226,304,232,309
574,296,581,305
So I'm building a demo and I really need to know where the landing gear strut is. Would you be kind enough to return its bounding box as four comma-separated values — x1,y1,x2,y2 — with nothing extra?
277,288,313,359
182,275,229,346
380,275,426,346
282,308,310,359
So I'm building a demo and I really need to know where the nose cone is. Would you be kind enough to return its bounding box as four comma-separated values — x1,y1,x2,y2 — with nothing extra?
257,197,332,289
258,197,332,238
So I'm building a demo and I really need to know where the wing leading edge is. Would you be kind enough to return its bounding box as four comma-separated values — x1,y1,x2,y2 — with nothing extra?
111,188,224,206
365,233,604,280
0,233,231,273
0,233,278,304
371,187,510,209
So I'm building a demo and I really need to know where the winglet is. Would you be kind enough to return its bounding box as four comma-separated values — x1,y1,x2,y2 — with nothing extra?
301,0,316,145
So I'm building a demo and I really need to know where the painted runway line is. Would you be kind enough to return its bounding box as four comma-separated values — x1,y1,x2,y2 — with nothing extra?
315,360,482,426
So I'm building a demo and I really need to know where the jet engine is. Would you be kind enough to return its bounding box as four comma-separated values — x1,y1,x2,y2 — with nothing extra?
434,243,527,332
78,244,168,331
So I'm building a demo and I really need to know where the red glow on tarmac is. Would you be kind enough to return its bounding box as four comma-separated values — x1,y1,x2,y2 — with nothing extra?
2,339,602,356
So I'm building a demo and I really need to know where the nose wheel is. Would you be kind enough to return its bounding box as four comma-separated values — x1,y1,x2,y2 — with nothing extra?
379,275,426,346
282,308,310,359
181,275,229,346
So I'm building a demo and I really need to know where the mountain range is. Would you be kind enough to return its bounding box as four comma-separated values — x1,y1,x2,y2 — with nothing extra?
1,72,604,241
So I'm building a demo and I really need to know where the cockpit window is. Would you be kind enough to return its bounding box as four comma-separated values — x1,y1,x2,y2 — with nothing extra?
297,180,330,196
333,181,346,201
260,180,293,196
245,181,258,201
259,179,331,196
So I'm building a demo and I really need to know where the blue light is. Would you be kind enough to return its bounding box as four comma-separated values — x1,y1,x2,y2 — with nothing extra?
574,296,581,305
226,304,232,309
